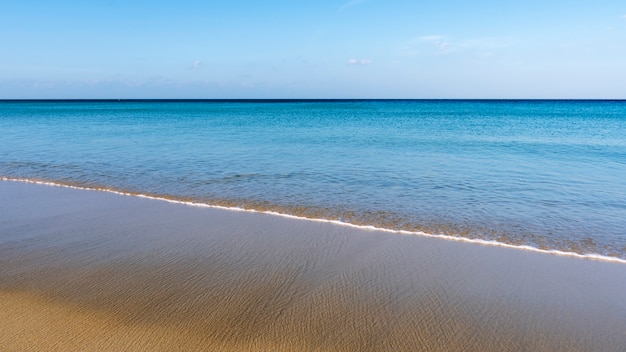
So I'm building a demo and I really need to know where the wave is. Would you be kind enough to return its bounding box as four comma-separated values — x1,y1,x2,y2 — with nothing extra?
3,176,625,265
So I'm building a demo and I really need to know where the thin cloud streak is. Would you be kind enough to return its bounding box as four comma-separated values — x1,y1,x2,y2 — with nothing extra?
348,58,374,65
418,35,451,54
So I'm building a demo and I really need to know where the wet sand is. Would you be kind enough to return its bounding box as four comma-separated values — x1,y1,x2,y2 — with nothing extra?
1,180,625,351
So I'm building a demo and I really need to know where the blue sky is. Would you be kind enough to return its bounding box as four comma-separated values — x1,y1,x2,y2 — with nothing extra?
1,0,625,98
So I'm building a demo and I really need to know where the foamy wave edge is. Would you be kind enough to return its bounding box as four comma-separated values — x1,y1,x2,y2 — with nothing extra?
3,177,625,265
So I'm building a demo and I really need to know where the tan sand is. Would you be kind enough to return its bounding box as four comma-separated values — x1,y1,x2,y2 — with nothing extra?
1,180,625,351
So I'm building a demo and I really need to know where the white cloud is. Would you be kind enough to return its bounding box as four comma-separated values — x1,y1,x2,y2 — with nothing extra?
435,41,450,52
417,35,451,54
413,35,514,56
348,58,373,65
622,14,626,19
190,60,202,70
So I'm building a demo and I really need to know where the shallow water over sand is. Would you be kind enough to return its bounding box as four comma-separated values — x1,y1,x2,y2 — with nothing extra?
1,181,625,351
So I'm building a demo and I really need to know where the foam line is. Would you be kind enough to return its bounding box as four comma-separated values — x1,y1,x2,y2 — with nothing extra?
3,177,625,264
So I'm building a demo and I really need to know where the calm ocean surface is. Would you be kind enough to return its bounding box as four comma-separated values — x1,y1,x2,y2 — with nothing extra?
1,100,625,258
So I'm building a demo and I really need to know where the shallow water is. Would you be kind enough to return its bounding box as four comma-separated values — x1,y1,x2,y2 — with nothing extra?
2,181,625,351
1,100,626,257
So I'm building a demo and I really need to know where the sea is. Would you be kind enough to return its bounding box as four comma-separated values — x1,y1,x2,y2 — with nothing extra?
1,100,625,260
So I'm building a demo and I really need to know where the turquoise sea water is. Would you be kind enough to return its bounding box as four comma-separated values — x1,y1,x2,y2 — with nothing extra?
1,100,625,258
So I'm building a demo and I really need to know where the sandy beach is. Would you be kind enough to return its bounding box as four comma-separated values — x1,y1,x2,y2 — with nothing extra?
1,180,625,351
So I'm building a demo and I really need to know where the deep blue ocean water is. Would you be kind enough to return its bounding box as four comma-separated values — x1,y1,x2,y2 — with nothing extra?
2,100,625,258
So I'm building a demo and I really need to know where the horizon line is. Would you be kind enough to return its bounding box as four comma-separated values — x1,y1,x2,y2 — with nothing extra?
2,98,625,103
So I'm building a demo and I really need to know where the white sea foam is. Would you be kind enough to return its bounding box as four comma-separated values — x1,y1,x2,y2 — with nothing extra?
3,176,626,265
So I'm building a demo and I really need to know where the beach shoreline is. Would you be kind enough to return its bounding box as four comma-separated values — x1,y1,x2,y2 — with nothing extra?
1,180,625,351
3,177,623,264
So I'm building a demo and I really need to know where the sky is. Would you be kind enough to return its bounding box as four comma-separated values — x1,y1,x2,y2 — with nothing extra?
1,0,625,99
